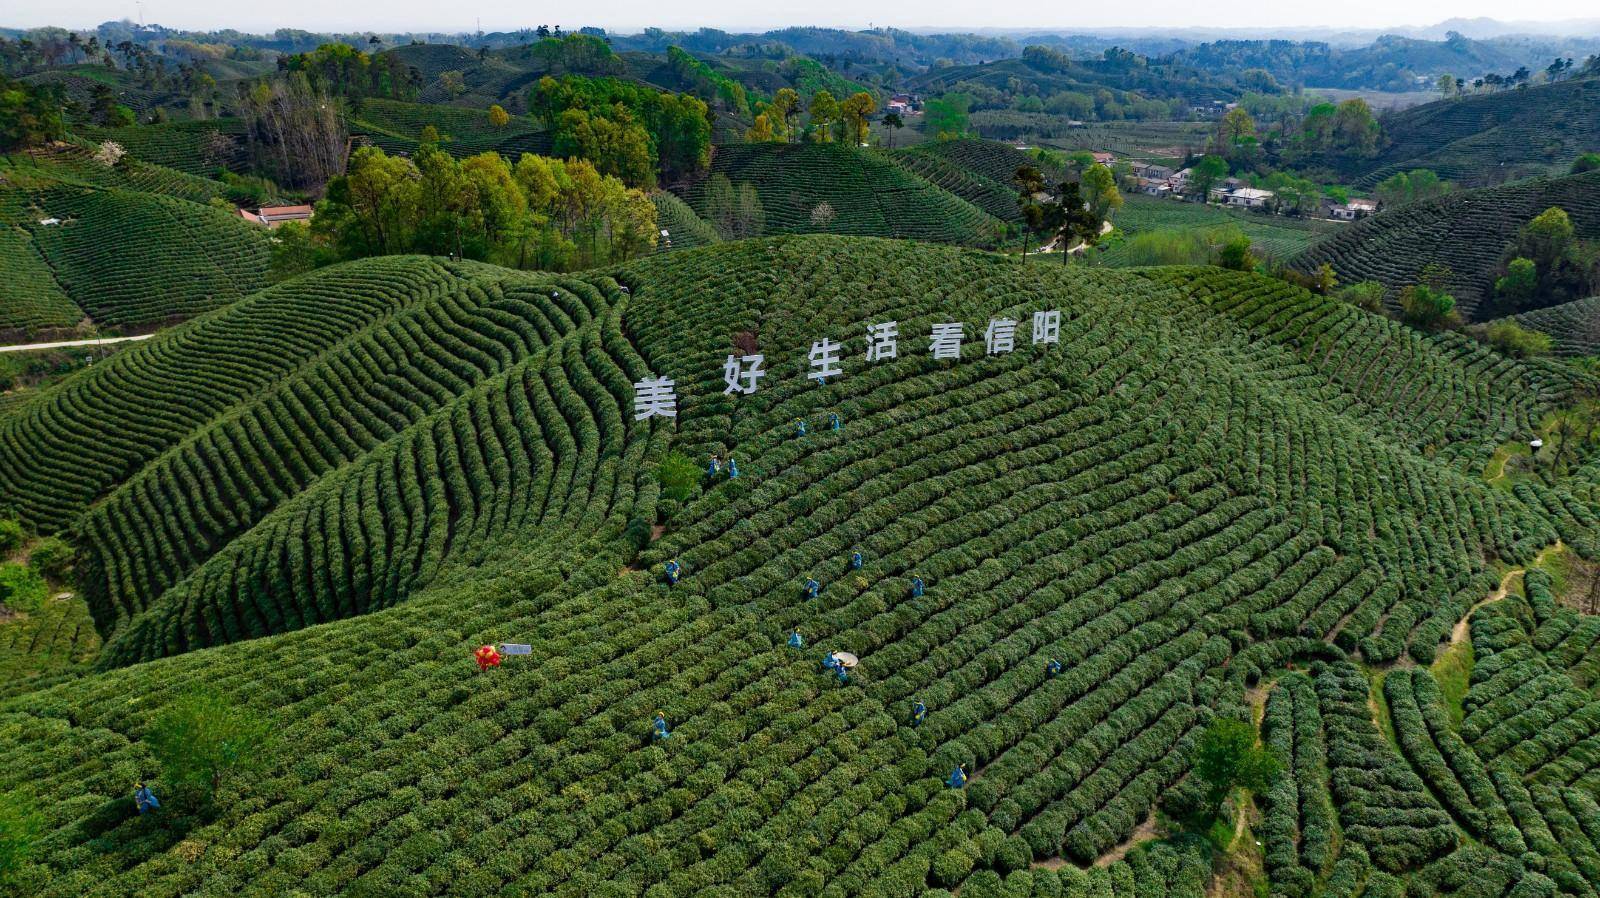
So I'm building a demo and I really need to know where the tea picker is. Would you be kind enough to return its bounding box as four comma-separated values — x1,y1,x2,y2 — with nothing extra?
850,548,863,570
947,764,968,788
651,711,672,742
803,577,820,600
910,700,927,727
474,644,502,672
795,418,808,437
829,412,842,431
788,630,805,649
664,559,681,585
728,457,741,478
1046,658,1063,678
133,782,160,815
707,454,721,477
909,576,924,598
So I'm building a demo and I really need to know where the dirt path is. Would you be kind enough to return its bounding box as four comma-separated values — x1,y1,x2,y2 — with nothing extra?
0,333,151,353
1449,542,1564,646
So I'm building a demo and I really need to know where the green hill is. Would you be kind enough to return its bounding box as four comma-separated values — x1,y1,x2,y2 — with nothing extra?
10,236,1600,895
347,98,553,159
1294,169,1600,320
1504,295,1600,356
681,143,1006,246
651,190,721,251
75,119,252,178
0,146,269,334
1352,78,1600,188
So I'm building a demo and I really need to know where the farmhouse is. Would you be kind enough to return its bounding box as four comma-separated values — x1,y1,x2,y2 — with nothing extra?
1221,187,1275,208
1330,198,1379,220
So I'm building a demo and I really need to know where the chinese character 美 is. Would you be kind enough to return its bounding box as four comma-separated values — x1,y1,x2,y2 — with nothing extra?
985,318,1017,355
633,376,678,420
809,338,843,383
1032,310,1061,345
865,321,899,362
930,322,963,360
722,353,766,395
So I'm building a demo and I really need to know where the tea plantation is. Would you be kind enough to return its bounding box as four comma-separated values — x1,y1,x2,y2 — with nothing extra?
0,146,270,334
1506,296,1600,356
1294,169,1600,320
680,144,1006,246
8,235,1600,897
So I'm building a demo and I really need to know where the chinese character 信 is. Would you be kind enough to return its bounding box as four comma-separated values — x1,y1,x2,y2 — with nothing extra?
985,318,1017,355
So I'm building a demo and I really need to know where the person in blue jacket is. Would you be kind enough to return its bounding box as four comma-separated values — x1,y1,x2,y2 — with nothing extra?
910,700,927,727
795,418,808,437
803,578,820,600
728,457,740,478
663,559,681,585
850,548,863,570
651,711,671,742
947,764,967,788
134,782,160,815
788,630,804,649
829,412,842,431
707,454,721,477
1046,658,1063,677
910,576,925,598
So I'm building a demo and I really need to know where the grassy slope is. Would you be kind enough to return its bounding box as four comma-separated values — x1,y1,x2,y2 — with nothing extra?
1507,295,1600,356
1101,194,1339,265
4,237,1600,894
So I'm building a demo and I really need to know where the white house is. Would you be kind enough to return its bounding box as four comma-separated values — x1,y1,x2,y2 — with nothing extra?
1224,188,1274,209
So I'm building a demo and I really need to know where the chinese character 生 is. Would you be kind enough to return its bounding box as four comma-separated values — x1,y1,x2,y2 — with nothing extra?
809,338,843,383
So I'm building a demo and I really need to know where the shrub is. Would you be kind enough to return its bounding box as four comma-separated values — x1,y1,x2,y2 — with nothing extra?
0,563,47,614
1484,321,1553,358
0,790,43,887
656,452,700,503
145,689,275,804
0,518,23,553
27,536,76,580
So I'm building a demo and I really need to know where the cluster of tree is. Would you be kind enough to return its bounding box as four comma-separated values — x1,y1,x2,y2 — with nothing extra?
237,73,348,193
924,93,973,139
0,75,66,150
529,75,711,187
700,173,765,239
665,47,750,117
1373,169,1449,208
0,31,112,71
1437,58,1581,97
799,90,876,144
1215,99,1380,170
1491,207,1599,315
1298,100,1380,158
278,42,420,101
1014,164,1115,263
277,144,656,278
1399,264,1462,332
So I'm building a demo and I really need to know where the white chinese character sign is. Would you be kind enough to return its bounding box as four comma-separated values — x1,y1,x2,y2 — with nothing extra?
1033,310,1061,345
809,338,842,383
649,306,1064,417
929,322,963,360
985,318,1017,355
633,376,677,420
723,354,766,395
866,321,899,362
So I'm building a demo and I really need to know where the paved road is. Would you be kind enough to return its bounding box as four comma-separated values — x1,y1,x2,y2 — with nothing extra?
0,333,152,354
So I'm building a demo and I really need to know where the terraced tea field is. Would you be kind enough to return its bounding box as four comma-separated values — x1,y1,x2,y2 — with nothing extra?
1295,169,1600,319
1508,296,1600,356
681,143,1006,247
7,235,1600,897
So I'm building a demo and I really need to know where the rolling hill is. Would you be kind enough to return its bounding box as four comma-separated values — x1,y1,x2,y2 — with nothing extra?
1294,169,1600,320
680,143,1007,246
1505,294,1600,356
7,235,1600,895
1351,77,1600,188
0,145,270,335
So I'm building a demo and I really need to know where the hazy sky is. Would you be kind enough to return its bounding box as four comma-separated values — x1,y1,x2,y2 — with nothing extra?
4,0,1598,34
